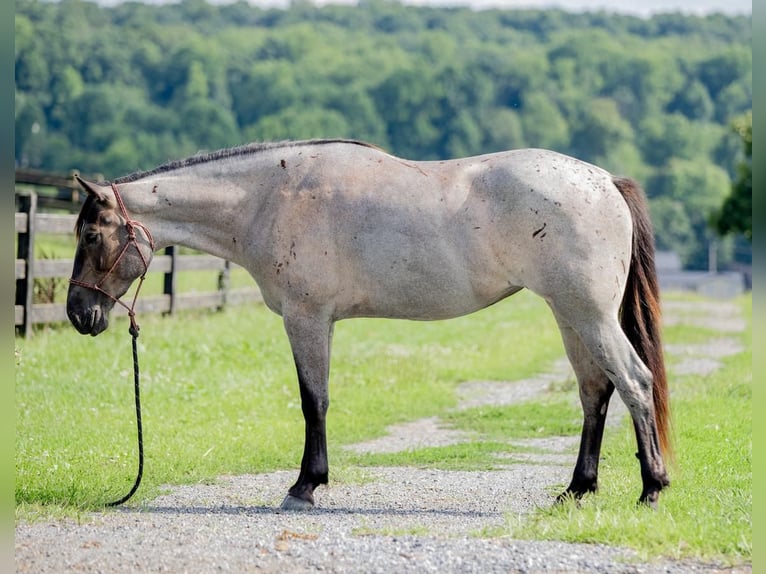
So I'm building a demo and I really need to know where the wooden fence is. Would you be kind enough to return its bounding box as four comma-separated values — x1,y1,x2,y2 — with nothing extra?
15,184,262,337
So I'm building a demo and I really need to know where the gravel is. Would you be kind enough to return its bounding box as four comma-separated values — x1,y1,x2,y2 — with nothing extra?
15,467,747,574
15,299,750,573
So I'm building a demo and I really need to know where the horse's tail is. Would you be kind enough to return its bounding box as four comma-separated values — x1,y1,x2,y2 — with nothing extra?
613,176,673,464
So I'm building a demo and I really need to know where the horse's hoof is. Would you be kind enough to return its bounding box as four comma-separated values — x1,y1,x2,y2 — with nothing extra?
554,491,581,507
637,486,662,509
638,494,659,510
280,494,314,512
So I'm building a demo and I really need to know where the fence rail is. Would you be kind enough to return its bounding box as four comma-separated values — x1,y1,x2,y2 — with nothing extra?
15,189,262,337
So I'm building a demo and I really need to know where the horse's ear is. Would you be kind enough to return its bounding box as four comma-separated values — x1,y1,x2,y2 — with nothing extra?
74,174,110,203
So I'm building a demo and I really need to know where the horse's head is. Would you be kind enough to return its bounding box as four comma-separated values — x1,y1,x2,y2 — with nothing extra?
67,176,154,336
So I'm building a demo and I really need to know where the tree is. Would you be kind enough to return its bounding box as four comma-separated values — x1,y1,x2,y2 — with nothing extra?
569,98,634,165
180,99,240,151
667,79,714,121
649,196,695,263
15,92,46,168
371,66,443,159
639,113,713,167
520,94,569,151
478,107,526,153
12,0,752,272
714,112,751,242
697,46,751,100
244,106,349,142
648,158,732,269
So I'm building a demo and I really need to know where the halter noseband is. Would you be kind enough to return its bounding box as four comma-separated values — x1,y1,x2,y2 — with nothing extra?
70,182,156,335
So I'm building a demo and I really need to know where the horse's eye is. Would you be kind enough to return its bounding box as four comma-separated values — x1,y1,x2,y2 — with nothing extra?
84,231,101,246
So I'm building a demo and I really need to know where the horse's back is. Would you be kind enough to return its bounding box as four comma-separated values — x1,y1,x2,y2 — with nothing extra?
252,144,634,321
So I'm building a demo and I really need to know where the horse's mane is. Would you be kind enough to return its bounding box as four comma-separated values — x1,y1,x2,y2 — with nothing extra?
113,139,381,184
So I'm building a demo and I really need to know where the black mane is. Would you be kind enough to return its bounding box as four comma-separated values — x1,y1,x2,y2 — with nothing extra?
113,138,380,184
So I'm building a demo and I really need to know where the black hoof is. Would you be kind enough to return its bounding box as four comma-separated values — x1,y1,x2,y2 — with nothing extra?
638,490,660,510
554,490,583,506
281,494,315,511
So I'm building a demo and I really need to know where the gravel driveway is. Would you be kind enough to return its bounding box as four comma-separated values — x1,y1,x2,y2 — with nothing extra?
15,298,750,573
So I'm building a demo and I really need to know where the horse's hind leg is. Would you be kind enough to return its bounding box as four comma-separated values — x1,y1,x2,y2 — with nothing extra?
554,317,615,501
552,306,669,507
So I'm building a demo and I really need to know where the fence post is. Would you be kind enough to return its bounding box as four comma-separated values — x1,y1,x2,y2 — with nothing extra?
163,246,177,315
16,192,37,338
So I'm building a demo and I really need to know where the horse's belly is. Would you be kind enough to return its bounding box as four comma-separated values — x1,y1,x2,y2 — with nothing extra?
336,290,504,321
334,254,519,321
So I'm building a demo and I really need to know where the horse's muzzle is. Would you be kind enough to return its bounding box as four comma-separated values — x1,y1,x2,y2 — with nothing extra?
67,302,110,336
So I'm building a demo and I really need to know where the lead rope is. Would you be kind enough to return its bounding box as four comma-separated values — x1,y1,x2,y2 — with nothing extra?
107,320,144,507
105,182,151,507
107,183,154,506
71,182,154,507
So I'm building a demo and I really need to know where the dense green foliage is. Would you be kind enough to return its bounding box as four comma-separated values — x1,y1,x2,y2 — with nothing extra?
714,111,751,241
15,0,751,268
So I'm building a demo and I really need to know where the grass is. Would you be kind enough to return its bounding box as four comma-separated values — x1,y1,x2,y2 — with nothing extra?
15,290,751,566
15,289,562,512
446,399,582,440
505,293,752,565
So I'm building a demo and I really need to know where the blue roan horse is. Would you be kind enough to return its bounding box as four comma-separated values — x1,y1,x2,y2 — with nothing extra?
67,139,672,510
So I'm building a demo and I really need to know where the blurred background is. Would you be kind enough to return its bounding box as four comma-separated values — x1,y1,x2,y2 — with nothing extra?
14,0,751,291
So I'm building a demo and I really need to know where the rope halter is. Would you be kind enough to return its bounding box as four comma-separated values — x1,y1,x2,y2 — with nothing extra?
69,183,155,336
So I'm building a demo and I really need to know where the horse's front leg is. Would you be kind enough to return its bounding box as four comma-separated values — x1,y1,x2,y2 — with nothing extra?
280,310,334,511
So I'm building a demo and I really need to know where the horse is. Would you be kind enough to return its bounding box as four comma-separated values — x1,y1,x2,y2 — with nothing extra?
67,138,672,510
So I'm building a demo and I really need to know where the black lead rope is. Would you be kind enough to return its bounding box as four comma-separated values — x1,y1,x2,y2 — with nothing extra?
70,182,153,507
107,323,144,507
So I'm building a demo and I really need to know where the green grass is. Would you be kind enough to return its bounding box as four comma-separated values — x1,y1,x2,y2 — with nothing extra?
34,233,77,259
504,294,752,565
15,289,562,512
15,290,752,566
446,400,582,440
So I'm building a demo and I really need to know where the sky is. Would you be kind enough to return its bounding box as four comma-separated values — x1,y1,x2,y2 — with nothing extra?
88,0,752,18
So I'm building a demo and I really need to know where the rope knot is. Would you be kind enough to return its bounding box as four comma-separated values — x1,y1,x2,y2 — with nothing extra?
125,220,137,241
128,313,140,338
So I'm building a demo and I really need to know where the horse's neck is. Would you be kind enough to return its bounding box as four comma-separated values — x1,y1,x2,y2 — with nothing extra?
121,171,255,263
118,143,378,262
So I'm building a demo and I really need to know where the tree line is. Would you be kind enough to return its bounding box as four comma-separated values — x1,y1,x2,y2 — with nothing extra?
15,0,752,269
